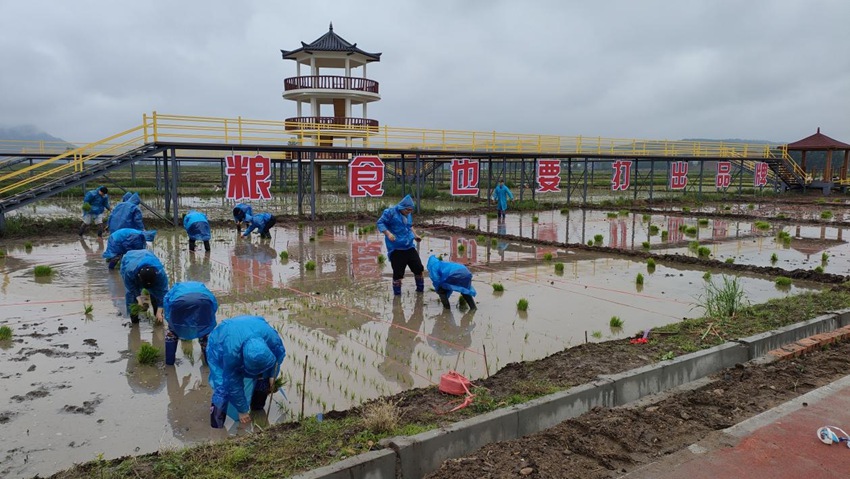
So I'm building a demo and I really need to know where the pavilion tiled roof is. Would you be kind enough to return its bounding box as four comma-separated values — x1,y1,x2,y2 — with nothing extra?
281,23,381,62
786,128,850,150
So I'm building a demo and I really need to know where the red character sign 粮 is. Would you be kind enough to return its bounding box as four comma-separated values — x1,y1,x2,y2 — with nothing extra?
349,156,385,198
450,159,479,196
536,160,561,192
611,160,632,191
226,154,272,200
669,161,689,190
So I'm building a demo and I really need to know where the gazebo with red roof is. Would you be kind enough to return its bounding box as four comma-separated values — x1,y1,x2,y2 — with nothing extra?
785,128,850,182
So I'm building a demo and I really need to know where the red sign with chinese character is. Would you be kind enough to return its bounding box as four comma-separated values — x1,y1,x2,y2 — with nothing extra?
715,161,732,189
350,241,383,279
450,159,479,196
536,160,561,192
754,162,769,187
449,236,477,263
226,154,272,200
667,217,684,243
670,161,689,190
612,160,632,191
349,156,385,197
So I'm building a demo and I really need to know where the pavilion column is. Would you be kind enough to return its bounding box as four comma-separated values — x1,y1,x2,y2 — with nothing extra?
843,150,849,181
824,150,833,181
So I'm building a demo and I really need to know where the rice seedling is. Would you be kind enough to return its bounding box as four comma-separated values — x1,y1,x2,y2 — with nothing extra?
476,235,486,243
641,241,650,250
560,208,571,214
467,224,477,230
593,234,603,245
491,238,498,247
305,260,317,271
682,206,691,213
678,224,688,232
821,210,833,220
279,250,289,261
492,283,504,292
609,316,623,328
0,325,12,341
647,258,656,268
754,221,770,230
703,271,711,281
517,298,529,311
591,331,602,339
0,250,6,258
486,212,497,219
543,252,553,261
635,273,644,285
696,275,748,319
822,252,829,263
346,222,355,230
684,226,698,236
587,240,594,246
688,241,700,252
84,304,94,315
698,218,709,227
747,203,755,210
618,210,629,217
642,214,651,222
532,215,539,222
554,262,564,273
81,202,92,212
815,266,824,273
697,246,711,259
457,243,466,254
649,225,659,235
377,254,386,264
774,276,792,286
34,265,53,277
725,258,735,264
770,253,778,264
308,236,315,242
661,230,669,240
606,212,618,218
24,241,33,251
136,342,161,365
316,228,325,236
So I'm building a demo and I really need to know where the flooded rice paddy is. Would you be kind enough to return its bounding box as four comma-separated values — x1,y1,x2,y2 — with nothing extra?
0,210,837,478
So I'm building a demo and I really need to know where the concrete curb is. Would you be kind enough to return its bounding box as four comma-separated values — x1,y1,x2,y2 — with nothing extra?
292,309,850,479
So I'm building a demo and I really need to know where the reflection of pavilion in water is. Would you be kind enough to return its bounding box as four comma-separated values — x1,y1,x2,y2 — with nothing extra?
790,225,846,260
230,241,277,293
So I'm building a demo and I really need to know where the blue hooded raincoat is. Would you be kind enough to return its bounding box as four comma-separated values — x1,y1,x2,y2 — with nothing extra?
206,315,286,417
120,250,169,315
492,184,514,212
163,282,218,340
122,191,134,202
183,210,211,241
242,213,273,237
233,203,253,223
108,192,144,232
427,255,476,298
83,186,110,215
376,195,417,256
103,228,157,260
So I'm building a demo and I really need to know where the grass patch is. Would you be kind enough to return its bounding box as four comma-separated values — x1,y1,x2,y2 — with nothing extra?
517,298,529,311
0,325,12,341
136,342,161,365
492,283,504,292
305,260,317,271
34,265,53,277
362,398,401,434
697,275,748,319
609,316,623,328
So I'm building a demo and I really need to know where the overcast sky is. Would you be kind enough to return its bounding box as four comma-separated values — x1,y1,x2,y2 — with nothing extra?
1,0,848,144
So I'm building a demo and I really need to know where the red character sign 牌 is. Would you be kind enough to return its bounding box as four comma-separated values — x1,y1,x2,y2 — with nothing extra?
226,154,272,200
612,160,632,191
450,159,479,196
536,160,561,192
349,156,385,198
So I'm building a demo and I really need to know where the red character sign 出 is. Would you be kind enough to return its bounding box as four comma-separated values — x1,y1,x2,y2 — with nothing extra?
226,154,272,200
450,159,479,196
612,160,632,191
716,161,732,189
536,160,561,192
349,156,385,197
669,161,689,190
754,162,769,187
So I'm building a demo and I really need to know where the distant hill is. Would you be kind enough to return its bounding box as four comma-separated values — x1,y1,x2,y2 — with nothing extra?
0,125,78,152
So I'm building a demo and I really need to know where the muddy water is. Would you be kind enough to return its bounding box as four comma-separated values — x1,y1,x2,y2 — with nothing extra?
0,221,820,478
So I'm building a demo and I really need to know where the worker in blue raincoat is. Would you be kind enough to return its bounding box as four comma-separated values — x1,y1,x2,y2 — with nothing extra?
162,281,218,366
183,210,211,252
207,316,286,427
377,195,423,295
232,203,253,229
491,180,514,220
427,255,477,310
79,186,112,237
241,212,277,240
120,249,169,324
103,228,157,269
107,192,144,232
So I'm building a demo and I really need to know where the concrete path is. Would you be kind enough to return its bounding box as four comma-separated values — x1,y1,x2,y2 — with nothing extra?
624,374,850,478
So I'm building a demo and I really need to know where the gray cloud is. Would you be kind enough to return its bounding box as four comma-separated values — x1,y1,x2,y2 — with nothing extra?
1,0,848,144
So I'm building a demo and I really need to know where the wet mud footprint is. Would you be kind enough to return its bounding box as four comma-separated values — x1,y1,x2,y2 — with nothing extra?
62,396,103,415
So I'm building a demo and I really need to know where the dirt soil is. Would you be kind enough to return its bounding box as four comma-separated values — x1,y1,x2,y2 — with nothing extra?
424,341,850,479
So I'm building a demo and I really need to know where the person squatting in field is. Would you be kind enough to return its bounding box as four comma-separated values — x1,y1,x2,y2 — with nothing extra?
377,195,424,295
120,249,169,324
207,315,286,427
162,281,218,365
79,185,111,237
183,210,212,252
102,228,157,269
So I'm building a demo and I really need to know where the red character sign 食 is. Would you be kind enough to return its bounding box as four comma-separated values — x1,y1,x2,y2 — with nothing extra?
450,159,479,196
536,160,561,192
754,162,769,187
670,161,689,190
349,156,385,197
612,160,632,191
715,161,732,189
226,154,272,200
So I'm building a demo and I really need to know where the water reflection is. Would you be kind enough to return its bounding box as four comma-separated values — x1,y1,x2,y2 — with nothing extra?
125,324,166,394
378,296,424,388
231,240,277,293
428,309,476,356
186,251,212,283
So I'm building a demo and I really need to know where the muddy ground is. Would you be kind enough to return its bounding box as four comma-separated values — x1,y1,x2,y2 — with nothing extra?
425,340,850,479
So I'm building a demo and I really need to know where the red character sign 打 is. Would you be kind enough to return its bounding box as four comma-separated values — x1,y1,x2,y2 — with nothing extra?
349,156,385,198
612,160,632,191
536,160,561,192
226,154,272,200
669,161,689,190
450,159,479,196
